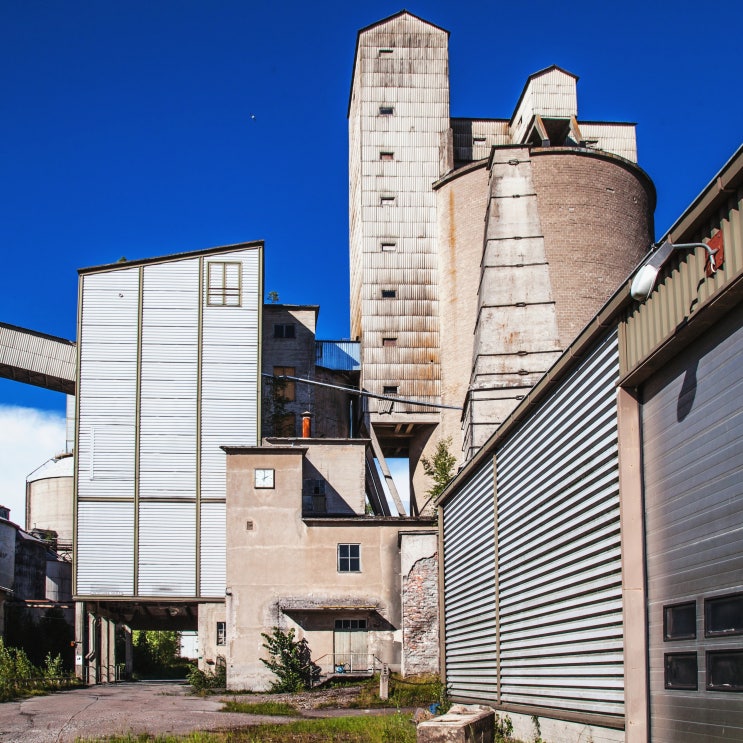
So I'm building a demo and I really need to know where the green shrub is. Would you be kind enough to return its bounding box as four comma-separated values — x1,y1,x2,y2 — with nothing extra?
260,627,320,692
187,663,226,693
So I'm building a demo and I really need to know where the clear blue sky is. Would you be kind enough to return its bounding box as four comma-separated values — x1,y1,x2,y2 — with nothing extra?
1,0,741,416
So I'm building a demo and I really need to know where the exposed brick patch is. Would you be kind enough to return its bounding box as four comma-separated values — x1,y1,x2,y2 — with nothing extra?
402,552,439,676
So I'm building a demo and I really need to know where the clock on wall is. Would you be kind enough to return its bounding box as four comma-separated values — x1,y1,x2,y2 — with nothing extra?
254,468,275,489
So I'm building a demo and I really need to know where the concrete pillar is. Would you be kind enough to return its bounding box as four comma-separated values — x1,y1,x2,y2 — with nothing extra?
100,617,109,682
99,618,116,682
86,611,98,684
74,601,86,681
123,625,134,678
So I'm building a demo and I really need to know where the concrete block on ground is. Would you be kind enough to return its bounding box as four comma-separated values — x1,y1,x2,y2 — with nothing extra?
417,704,494,743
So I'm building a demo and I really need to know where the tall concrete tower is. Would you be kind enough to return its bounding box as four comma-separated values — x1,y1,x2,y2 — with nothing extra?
349,15,655,510
348,11,450,511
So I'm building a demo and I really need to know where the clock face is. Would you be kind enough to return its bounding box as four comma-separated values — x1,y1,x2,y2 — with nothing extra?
255,468,275,488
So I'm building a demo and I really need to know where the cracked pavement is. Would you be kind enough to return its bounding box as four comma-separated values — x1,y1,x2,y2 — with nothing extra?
0,680,279,742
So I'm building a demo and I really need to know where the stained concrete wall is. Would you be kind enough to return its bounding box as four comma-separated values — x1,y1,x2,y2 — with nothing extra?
223,444,435,690
198,602,226,672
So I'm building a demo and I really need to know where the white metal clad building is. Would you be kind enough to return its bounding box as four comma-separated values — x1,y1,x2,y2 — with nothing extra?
75,242,262,600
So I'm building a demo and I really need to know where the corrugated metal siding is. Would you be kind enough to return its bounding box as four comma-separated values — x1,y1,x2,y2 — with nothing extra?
138,502,196,596
623,184,743,374
315,341,360,371
76,246,260,599
495,329,623,716
579,123,637,163
642,308,743,742
140,259,199,499
200,501,226,597
76,501,134,595
200,249,260,500
77,268,139,503
443,459,498,700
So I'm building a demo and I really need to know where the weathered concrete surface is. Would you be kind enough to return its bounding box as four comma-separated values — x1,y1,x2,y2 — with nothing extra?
417,704,494,743
0,680,411,742
0,681,280,742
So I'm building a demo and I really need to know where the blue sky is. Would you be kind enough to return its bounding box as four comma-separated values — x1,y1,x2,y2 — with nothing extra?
0,1,741,514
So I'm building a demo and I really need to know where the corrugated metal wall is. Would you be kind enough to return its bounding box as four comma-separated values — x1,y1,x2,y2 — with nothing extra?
495,330,623,716
443,329,623,719
623,183,742,374
642,308,743,742
442,459,497,699
76,246,260,599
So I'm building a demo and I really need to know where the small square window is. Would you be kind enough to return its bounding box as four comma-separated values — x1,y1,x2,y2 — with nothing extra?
383,385,398,395
338,544,361,572
381,289,396,298
706,650,743,692
274,324,296,339
216,621,226,646
206,261,241,307
380,241,397,251
380,152,394,161
379,106,394,116
664,653,697,690
706,593,743,637
664,602,697,641
382,337,397,347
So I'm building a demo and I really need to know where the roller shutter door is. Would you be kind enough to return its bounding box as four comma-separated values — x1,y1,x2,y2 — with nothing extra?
642,308,743,742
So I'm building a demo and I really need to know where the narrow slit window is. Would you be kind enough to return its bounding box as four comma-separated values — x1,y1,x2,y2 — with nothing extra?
473,136,487,143
380,195,395,206
380,241,397,251
206,261,241,307
383,385,398,395
382,337,397,347
380,152,394,161
216,621,226,646
379,106,394,116
378,48,393,56
381,289,396,298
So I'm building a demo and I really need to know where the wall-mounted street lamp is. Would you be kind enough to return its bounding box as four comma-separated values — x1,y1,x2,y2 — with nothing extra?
630,239,722,302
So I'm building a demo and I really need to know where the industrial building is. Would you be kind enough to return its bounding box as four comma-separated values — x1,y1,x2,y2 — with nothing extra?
0,12,737,737
438,146,743,741
349,12,654,510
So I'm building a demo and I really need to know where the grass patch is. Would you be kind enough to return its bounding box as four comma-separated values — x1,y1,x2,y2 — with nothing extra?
83,713,416,742
221,699,298,716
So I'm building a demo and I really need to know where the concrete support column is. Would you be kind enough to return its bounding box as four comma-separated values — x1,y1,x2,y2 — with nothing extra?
74,601,87,682
86,611,98,684
617,387,649,743
123,625,134,678
99,617,116,682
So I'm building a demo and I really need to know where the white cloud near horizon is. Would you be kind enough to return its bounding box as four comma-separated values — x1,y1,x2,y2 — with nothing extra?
0,406,67,526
